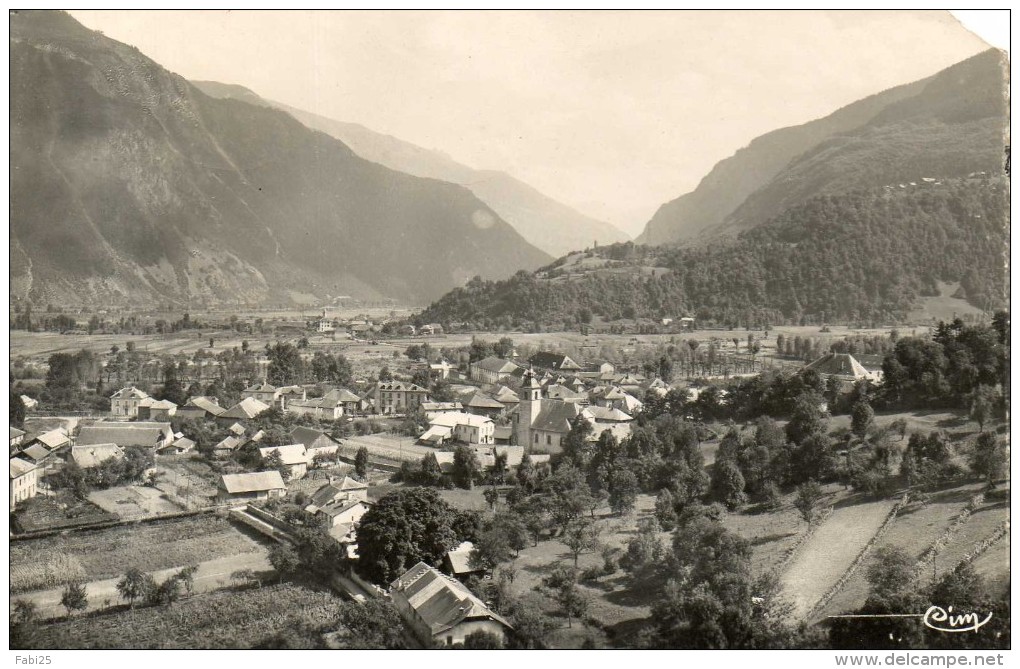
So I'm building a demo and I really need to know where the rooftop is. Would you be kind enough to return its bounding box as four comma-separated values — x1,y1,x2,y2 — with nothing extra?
220,470,286,494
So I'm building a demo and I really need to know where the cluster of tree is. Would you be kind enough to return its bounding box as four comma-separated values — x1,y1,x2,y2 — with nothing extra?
830,547,1009,649
620,505,817,648
50,446,154,498
355,488,483,583
416,180,1006,329
115,565,198,610
879,316,1006,410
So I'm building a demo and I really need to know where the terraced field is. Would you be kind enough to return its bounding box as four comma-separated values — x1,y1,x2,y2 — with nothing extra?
814,483,985,619
781,498,897,617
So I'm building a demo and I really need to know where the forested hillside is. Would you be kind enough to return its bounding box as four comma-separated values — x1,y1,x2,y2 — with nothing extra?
417,178,1007,329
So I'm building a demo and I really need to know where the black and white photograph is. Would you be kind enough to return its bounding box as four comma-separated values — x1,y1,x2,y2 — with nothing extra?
7,8,1011,657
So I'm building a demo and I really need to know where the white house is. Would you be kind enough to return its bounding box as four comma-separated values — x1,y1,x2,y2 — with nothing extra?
110,386,150,418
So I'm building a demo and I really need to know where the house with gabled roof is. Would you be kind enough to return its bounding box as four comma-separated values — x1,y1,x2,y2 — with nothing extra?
157,436,195,455
258,444,308,480
469,356,522,385
29,428,70,453
241,381,279,405
803,353,878,385
390,562,512,647
137,398,177,421
176,396,226,421
286,426,341,461
110,386,151,418
306,475,369,509
217,471,286,503
71,442,125,469
462,391,506,418
216,397,271,425
10,427,26,452
529,351,582,373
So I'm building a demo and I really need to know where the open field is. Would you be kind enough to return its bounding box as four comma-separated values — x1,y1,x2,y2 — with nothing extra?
781,496,898,617
720,499,807,576
971,535,1010,596
927,498,1010,577
88,485,182,519
27,582,340,649
10,514,264,592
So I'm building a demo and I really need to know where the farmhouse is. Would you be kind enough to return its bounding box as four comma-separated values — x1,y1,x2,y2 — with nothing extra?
420,412,494,446
20,395,38,411
286,426,341,461
110,386,151,418
71,442,125,469
469,356,522,385
421,401,464,419
217,397,272,425
242,381,280,405
529,351,582,373
462,391,506,418
217,471,287,503
374,381,429,415
137,398,177,421
28,428,70,453
213,435,246,457
418,323,444,336
287,394,345,420
444,541,484,580
390,562,512,647
258,444,309,480
158,436,195,455
306,476,369,508
10,457,38,511
20,442,59,470
176,396,226,420
77,422,173,450
313,498,370,529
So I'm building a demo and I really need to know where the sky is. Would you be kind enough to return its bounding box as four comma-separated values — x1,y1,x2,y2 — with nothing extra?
68,10,992,237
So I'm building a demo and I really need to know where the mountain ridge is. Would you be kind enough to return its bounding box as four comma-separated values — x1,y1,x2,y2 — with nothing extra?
10,10,550,308
637,48,1007,246
192,80,630,258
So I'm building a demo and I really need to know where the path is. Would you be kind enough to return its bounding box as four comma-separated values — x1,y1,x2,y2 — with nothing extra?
780,499,896,618
11,552,272,619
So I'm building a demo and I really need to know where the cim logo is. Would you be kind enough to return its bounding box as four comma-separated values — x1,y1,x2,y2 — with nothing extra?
922,605,993,633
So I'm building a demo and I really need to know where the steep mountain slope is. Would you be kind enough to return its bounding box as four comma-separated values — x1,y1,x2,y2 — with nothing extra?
193,81,629,257
418,177,1008,329
10,10,550,308
638,49,1007,245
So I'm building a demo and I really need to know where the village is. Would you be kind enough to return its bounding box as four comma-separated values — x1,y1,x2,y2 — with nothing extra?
9,304,1009,649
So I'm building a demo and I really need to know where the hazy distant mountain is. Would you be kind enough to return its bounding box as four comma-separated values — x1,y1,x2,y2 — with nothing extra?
193,81,630,258
10,11,550,308
638,49,1008,245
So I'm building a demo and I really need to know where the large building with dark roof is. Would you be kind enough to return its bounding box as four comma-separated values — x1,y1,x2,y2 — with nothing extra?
389,561,512,647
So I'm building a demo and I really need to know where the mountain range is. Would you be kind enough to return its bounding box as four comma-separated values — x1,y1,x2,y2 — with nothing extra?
637,49,1008,246
191,81,630,258
420,49,1009,328
10,10,550,308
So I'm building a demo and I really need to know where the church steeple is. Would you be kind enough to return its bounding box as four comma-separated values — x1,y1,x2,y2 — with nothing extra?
522,367,542,401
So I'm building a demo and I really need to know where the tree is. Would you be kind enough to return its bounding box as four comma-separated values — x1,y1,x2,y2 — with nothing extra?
354,446,370,478
654,488,678,530
10,392,25,428
710,458,747,510
116,568,148,608
970,432,1008,487
266,342,305,385
850,400,874,440
231,569,260,589
969,384,997,432
147,575,183,607
608,468,639,515
516,453,537,491
269,544,301,582
10,599,40,649
60,581,88,617
785,392,828,446
483,486,499,511
334,599,408,649
176,565,198,597
562,518,598,568
555,578,589,628
261,448,291,480
505,594,557,649
356,488,460,583
794,480,824,524
451,444,481,489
